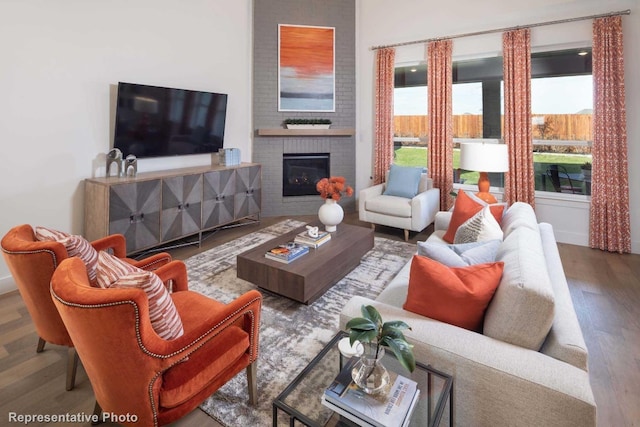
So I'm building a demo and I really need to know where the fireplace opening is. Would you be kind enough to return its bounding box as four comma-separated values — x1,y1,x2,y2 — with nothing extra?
283,153,330,197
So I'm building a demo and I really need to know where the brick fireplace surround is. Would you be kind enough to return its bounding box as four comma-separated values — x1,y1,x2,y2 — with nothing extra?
252,0,357,217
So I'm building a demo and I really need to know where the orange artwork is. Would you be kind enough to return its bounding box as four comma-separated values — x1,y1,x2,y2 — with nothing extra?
279,24,335,111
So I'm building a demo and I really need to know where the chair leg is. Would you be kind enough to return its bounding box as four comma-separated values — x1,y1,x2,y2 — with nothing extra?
91,401,103,425
246,361,258,406
404,229,409,242
66,347,79,391
36,337,46,353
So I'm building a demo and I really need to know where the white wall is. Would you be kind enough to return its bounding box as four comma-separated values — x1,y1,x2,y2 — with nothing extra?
355,0,640,253
0,0,253,293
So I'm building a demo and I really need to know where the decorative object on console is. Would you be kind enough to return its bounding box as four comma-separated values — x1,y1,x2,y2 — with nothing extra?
345,305,415,395
316,176,353,232
459,142,509,203
106,148,123,177
219,148,241,166
125,154,137,177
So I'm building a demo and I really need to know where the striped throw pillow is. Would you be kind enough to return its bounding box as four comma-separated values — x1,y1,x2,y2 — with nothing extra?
96,251,184,340
35,226,99,284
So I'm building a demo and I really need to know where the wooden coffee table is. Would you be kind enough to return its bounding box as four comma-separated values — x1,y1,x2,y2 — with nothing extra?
236,223,374,304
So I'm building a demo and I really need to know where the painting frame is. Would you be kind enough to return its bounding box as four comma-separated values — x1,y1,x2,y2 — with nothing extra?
278,24,336,112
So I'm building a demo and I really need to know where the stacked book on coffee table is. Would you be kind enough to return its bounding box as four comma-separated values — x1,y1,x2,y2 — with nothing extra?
264,242,309,264
293,229,332,248
321,357,420,427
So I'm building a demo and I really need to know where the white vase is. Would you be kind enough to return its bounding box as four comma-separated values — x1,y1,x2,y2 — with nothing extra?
318,199,344,232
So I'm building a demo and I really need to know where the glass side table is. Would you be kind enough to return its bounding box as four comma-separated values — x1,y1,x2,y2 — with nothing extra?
273,331,453,426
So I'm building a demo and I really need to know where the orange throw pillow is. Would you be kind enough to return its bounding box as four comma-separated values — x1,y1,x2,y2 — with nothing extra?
443,190,506,243
403,255,504,332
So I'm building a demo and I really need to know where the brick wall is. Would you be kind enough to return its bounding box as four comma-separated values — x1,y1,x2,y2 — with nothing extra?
253,0,356,217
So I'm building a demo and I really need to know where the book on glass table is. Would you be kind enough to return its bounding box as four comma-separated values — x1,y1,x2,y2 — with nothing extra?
321,357,420,427
264,242,309,264
293,229,332,248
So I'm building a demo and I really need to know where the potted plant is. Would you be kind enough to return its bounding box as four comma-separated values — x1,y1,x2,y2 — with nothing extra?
283,118,332,129
345,305,415,394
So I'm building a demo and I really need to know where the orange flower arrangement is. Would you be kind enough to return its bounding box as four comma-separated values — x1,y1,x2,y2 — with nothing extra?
316,176,354,201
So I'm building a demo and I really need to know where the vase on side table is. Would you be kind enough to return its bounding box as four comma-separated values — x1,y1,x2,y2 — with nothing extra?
351,343,390,395
318,198,344,232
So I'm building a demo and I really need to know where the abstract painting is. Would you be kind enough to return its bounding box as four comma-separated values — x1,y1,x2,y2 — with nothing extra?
278,24,335,112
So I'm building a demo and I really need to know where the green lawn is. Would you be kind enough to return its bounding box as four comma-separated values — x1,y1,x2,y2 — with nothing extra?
394,146,592,190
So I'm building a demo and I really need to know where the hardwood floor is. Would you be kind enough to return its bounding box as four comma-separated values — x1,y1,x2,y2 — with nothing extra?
1,214,638,426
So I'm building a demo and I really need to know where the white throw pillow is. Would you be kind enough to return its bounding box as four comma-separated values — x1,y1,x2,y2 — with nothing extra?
454,205,504,244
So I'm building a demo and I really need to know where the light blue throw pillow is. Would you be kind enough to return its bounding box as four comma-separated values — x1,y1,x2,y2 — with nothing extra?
417,239,502,267
383,164,423,199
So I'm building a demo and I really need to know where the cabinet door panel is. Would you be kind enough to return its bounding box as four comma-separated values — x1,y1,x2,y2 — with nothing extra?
235,165,262,218
202,169,236,229
161,174,203,242
109,180,161,254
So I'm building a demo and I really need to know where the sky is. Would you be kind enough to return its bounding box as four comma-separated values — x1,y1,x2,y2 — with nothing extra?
394,75,593,116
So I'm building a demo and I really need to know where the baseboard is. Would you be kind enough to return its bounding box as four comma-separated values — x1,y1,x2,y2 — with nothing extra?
0,275,17,296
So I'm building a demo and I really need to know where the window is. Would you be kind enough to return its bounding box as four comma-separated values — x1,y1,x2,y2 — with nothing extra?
393,47,592,196
394,72,428,168
531,49,592,196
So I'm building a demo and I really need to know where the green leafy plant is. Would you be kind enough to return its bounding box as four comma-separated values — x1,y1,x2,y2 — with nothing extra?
283,118,332,125
345,305,415,373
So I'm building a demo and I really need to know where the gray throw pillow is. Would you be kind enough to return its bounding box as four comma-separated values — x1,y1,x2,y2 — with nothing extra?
417,239,501,267
383,164,423,199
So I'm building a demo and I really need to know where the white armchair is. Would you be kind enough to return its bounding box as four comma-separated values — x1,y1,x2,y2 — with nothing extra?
359,173,440,241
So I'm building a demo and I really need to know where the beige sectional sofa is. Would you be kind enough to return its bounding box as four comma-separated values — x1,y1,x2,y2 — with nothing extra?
341,202,596,426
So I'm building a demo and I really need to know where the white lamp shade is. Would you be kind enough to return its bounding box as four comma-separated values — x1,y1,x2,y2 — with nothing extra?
459,142,509,172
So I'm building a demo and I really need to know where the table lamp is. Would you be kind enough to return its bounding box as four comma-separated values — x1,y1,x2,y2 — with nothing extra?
459,142,509,204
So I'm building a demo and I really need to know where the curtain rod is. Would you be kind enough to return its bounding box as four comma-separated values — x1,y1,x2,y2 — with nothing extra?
370,9,631,50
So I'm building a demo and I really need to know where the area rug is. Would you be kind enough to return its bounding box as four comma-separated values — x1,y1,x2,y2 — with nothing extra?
187,219,416,426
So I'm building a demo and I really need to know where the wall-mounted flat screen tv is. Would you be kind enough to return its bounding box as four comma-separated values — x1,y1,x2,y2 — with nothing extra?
113,82,228,158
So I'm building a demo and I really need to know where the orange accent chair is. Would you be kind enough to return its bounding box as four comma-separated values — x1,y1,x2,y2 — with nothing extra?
50,256,262,427
0,224,172,390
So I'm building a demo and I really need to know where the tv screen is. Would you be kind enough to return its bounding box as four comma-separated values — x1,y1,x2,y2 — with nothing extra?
113,82,228,158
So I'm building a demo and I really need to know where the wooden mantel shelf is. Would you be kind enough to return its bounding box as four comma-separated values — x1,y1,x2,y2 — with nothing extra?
257,128,355,137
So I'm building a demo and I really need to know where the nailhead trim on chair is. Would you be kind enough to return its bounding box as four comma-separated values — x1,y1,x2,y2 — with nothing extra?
2,248,59,268
136,255,172,271
51,288,261,427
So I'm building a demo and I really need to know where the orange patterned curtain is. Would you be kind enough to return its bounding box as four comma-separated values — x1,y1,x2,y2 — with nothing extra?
502,29,535,206
374,48,395,185
427,40,453,210
590,16,631,253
